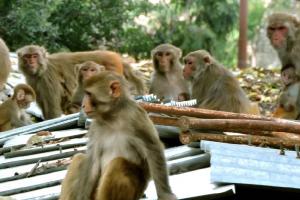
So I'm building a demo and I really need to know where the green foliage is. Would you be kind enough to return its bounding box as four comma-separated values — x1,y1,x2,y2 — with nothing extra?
0,0,132,52
0,0,269,67
124,0,239,66
248,1,266,40
0,0,60,51
49,0,132,51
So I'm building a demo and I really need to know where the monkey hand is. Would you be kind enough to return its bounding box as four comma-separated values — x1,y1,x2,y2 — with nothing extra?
158,193,178,200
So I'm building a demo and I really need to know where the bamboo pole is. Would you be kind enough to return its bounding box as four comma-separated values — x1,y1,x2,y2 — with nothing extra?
179,132,300,149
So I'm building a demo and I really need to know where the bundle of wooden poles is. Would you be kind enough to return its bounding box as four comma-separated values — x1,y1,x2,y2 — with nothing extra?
139,102,300,150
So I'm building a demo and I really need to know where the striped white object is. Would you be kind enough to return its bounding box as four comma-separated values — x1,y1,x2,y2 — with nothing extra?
200,140,300,189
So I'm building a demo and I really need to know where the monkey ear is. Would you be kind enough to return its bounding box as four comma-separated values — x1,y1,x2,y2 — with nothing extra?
16,89,25,101
203,56,211,64
177,48,182,58
109,80,121,98
74,64,82,76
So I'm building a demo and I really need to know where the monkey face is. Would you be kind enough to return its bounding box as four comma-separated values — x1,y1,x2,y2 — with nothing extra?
155,51,173,72
82,72,124,119
14,87,35,109
77,62,106,82
18,95,33,109
267,25,288,49
23,53,40,74
81,66,100,80
183,56,196,80
281,66,297,86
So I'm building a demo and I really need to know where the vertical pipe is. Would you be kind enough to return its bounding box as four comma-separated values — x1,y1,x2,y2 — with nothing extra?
238,0,248,69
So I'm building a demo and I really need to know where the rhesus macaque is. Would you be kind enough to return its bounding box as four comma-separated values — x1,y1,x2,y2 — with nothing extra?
150,43,189,101
273,63,300,119
273,82,300,120
64,61,106,114
123,62,146,96
17,45,123,119
267,13,300,118
0,84,36,131
0,38,11,91
183,50,254,114
281,65,299,86
60,71,176,200
267,13,300,76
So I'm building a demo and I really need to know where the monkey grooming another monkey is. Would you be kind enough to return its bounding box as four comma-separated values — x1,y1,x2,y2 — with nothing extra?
150,43,189,101
17,45,123,119
183,50,254,114
60,71,177,200
0,84,36,131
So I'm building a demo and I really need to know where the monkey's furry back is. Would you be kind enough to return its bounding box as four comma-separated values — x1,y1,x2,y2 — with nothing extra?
192,62,252,114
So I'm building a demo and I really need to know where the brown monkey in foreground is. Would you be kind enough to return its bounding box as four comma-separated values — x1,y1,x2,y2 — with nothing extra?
64,61,106,114
60,71,176,200
123,62,146,96
0,38,11,91
0,84,36,131
183,50,254,114
17,45,123,119
150,44,189,101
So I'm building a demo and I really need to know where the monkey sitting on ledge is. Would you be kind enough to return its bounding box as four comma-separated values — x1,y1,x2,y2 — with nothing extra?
59,71,177,200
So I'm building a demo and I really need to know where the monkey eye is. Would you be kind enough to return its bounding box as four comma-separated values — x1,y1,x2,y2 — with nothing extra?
279,103,284,108
278,26,286,30
157,52,163,56
85,91,91,96
24,53,38,59
268,27,276,31
165,52,171,56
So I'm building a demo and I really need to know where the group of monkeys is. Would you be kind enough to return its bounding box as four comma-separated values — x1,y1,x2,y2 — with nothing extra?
0,12,299,200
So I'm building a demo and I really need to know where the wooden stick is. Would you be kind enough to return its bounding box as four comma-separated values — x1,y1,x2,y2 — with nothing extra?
140,102,277,120
271,132,300,141
149,115,179,126
179,132,300,149
149,115,300,138
179,117,300,134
